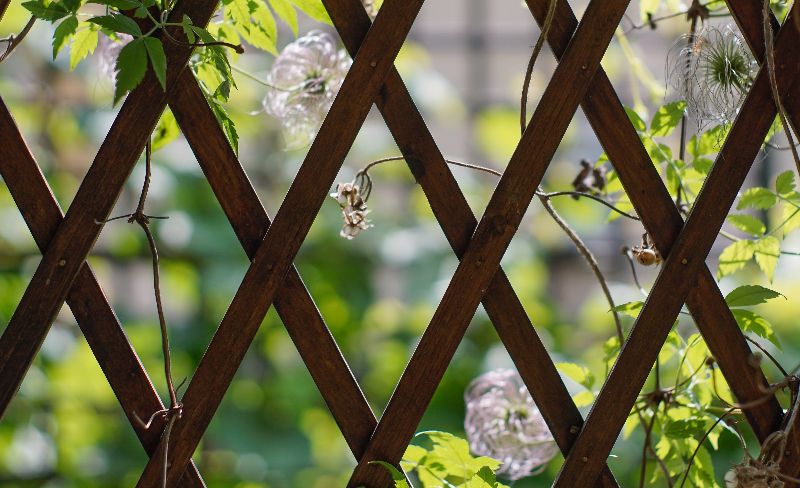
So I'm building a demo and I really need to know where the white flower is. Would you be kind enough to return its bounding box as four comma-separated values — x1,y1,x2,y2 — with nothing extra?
263,31,351,149
330,182,372,239
96,33,133,83
464,369,558,481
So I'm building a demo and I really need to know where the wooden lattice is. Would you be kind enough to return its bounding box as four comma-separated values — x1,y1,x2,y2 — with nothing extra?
0,0,798,486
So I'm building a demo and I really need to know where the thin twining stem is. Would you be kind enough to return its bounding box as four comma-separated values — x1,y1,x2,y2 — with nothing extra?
354,156,639,220
520,0,557,135
622,0,727,33
764,0,800,177
0,15,35,63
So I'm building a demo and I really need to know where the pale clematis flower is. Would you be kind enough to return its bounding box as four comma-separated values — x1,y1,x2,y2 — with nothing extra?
464,369,559,481
330,182,372,239
96,33,133,83
263,31,351,150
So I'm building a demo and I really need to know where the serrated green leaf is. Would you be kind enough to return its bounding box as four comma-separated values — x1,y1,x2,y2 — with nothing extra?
732,309,780,347
776,170,796,196
688,124,729,158
611,301,643,318
53,15,78,59
780,202,800,236
69,26,98,70
113,36,147,104
556,362,595,389
625,106,647,132
417,431,502,479
725,285,785,307
287,0,331,23
727,214,765,236
89,0,142,9
88,14,142,36
664,418,706,439
717,240,755,278
142,36,166,90
22,0,69,20
572,390,595,408
753,236,780,281
269,0,298,35
737,187,777,210
369,461,410,488
650,100,686,137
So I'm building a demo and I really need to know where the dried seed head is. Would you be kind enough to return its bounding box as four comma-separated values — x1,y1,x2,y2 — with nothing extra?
666,25,756,128
330,182,372,239
631,233,662,266
464,369,558,480
263,31,351,149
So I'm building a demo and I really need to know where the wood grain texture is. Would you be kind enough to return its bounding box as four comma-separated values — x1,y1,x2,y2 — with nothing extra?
525,0,782,443
169,73,378,459
554,8,800,486
0,98,206,488
728,0,800,478
347,0,631,485
134,0,426,485
0,0,221,417
328,0,618,486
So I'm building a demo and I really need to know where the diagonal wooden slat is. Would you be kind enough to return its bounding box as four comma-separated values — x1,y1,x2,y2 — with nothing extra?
134,0,428,484
554,7,800,485
0,98,206,487
525,0,782,441
347,0,632,485
168,72,378,459
0,0,222,416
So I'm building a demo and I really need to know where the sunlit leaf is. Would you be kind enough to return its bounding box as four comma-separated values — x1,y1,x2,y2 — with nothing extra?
732,309,780,348
753,236,780,281
725,285,784,307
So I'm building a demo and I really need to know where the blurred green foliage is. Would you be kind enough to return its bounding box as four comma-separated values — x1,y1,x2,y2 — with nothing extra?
2,1,800,487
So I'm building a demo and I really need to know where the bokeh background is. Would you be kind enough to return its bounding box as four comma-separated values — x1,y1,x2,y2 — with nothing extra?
1,0,799,486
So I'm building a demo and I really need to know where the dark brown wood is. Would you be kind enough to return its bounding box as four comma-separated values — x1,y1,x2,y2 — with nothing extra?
554,8,800,486
0,98,206,488
328,1,617,486
525,0,782,442
134,0,427,485
168,73,378,459
347,0,631,485
0,0,221,416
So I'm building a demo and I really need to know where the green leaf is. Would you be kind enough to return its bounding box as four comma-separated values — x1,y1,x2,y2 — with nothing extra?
688,124,729,157
288,0,331,23
113,37,148,104
625,106,647,132
269,0,298,35
664,418,706,439
737,187,777,210
152,109,179,150
418,431,501,478
61,0,81,12
611,301,643,318
142,37,166,90
53,15,79,59
732,309,780,347
780,202,800,236
556,362,595,389
753,236,780,281
88,14,142,36
776,170,796,196
727,214,765,236
369,461,410,488
572,390,595,408
89,0,143,9
69,26,98,70
717,240,755,278
725,285,785,307
650,100,686,137
22,0,69,20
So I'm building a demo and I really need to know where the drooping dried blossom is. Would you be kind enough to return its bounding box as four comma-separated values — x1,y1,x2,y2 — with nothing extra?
330,182,372,239
631,232,662,266
263,31,351,149
464,369,558,481
725,431,790,488
666,25,756,128
96,33,133,82
571,159,606,199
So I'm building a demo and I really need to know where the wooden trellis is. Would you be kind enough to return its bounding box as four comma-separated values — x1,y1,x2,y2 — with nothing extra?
0,0,798,485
